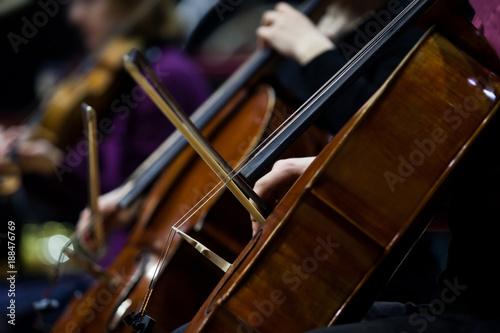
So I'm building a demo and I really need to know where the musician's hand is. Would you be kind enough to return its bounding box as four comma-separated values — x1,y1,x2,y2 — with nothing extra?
257,2,334,65
250,157,315,236
76,189,142,253
316,1,361,40
17,138,63,174
0,126,63,175
0,126,24,162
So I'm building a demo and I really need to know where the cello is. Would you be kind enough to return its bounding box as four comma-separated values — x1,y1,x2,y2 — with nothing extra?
117,0,500,331
51,1,400,331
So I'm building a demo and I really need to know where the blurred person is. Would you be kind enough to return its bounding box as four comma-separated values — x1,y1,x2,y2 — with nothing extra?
0,0,210,331
0,0,210,225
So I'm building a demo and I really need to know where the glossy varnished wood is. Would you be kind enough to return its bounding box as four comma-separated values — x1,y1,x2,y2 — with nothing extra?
33,38,141,149
185,29,500,332
52,82,326,332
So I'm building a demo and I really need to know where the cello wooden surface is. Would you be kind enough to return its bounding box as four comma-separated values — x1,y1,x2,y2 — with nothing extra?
184,28,500,332
51,82,326,332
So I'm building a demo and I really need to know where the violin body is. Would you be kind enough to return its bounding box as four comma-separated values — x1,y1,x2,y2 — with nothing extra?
32,38,141,149
184,26,500,332
0,38,142,197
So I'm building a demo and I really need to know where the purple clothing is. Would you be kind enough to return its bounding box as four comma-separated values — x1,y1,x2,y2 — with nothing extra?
72,46,210,193
25,46,209,225
470,0,500,56
66,46,208,267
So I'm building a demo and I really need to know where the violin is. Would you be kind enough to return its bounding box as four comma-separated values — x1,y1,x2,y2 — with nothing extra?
51,1,400,332
0,37,141,197
30,37,142,150
0,0,169,197
168,0,500,331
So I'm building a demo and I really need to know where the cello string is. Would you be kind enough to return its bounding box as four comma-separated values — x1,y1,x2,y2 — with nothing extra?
136,180,228,315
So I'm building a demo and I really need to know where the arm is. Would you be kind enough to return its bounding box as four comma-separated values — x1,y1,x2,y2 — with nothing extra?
257,3,423,135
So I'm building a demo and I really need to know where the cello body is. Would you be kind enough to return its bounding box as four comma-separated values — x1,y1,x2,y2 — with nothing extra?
185,24,500,333
52,83,326,333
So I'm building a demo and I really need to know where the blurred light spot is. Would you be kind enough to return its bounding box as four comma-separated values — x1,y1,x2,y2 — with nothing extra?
115,299,132,318
44,234,74,264
146,265,156,280
146,46,162,62
468,78,479,86
483,88,496,101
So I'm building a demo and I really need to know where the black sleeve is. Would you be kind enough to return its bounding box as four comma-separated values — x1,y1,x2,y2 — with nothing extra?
302,49,346,93
303,26,423,134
